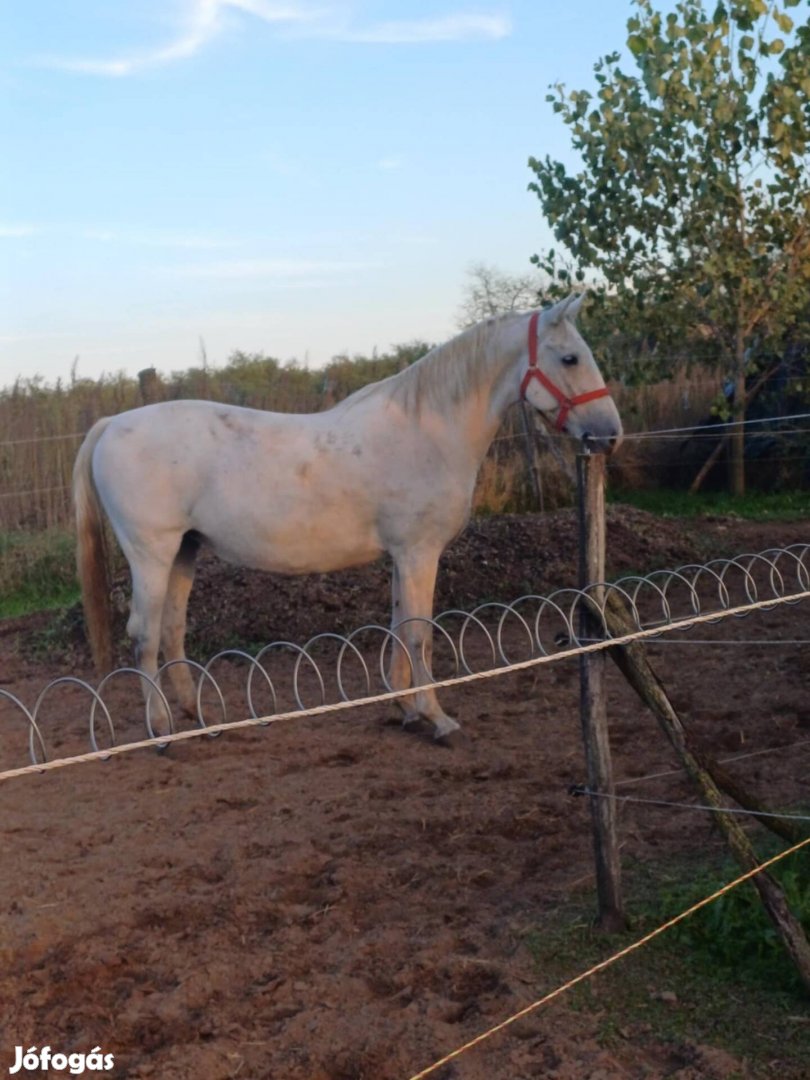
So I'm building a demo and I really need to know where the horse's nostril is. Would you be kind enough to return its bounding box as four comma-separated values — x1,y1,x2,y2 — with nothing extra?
581,431,622,455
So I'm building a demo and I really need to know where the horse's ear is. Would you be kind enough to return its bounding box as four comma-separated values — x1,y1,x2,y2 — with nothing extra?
543,291,588,326
565,290,587,322
543,293,577,326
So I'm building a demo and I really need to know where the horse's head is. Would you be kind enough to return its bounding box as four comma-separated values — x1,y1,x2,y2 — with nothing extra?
520,293,623,455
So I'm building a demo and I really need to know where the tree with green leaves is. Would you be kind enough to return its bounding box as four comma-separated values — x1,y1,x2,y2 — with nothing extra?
529,0,810,493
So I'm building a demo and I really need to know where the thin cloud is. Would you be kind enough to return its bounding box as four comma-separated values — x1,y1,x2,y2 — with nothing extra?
79,226,233,250
0,223,39,238
333,14,511,44
0,221,232,249
163,257,377,281
36,0,222,77
35,0,323,77
34,2,511,76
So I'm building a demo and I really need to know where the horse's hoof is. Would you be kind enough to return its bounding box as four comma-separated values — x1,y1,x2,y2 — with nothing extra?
432,715,460,739
434,729,465,750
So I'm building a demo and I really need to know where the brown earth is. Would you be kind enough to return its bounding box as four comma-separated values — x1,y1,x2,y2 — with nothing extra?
0,507,809,1079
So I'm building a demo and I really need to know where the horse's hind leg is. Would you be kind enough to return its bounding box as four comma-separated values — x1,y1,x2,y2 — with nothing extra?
390,551,460,740
123,541,179,732
389,563,418,723
160,532,201,717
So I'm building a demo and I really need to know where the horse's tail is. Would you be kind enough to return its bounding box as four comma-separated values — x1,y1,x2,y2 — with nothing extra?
73,418,114,675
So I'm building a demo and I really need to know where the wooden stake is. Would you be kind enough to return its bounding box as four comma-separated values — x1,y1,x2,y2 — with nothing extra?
137,367,161,406
577,453,626,931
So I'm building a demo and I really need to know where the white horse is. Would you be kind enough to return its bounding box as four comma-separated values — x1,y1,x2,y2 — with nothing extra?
73,293,622,738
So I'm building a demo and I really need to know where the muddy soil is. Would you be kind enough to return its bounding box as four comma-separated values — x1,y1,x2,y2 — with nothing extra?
0,508,808,1079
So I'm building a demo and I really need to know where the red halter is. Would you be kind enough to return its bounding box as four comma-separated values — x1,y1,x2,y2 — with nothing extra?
519,311,611,431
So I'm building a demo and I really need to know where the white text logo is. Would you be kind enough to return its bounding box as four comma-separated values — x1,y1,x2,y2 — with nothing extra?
9,1047,114,1075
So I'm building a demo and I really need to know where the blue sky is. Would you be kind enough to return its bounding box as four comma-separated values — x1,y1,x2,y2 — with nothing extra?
1,1,635,385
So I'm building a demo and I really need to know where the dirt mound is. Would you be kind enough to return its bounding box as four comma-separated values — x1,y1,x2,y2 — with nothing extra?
90,506,804,663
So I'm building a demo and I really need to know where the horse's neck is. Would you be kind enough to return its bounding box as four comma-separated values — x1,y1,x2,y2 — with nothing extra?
343,316,525,465
448,321,524,462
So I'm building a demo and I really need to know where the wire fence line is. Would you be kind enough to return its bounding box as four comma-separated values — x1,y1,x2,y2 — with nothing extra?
616,738,810,790
1,410,808,455
4,443,810,498
571,786,810,823
0,431,87,448
624,637,810,645
0,409,806,526
0,484,72,500
617,431,810,445
1,543,808,783
617,410,810,441
406,833,810,1080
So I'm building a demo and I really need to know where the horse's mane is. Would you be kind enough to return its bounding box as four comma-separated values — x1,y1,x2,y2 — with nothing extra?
343,313,522,415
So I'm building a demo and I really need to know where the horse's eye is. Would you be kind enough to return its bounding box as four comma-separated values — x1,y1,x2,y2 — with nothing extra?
561,353,579,367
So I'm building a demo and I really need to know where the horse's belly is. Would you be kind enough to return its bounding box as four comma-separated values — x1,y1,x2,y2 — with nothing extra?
205,515,384,575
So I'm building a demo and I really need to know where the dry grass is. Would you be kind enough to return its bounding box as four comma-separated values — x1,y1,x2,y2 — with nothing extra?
612,365,723,436
0,370,146,530
0,353,410,534
610,367,724,492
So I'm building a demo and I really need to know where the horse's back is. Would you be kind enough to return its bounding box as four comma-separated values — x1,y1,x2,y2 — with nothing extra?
89,395,473,574
88,400,387,573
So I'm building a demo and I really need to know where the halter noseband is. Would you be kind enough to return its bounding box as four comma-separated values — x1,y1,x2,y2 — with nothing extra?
519,310,611,431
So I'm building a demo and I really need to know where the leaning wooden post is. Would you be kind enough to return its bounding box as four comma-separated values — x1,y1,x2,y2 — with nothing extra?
602,591,810,990
577,451,627,931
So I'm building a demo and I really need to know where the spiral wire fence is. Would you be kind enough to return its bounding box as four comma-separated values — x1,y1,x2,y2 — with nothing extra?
1,543,808,780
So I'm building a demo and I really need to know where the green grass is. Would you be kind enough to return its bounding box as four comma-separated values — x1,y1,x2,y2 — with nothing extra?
524,848,810,1077
642,846,810,991
0,528,79,618
612,488,809,521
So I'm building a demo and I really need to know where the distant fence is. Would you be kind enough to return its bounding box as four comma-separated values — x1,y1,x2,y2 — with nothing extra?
0,357,736,534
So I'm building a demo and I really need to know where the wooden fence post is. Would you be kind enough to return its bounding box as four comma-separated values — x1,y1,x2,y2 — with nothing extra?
138,367,161,405
577,451,627,931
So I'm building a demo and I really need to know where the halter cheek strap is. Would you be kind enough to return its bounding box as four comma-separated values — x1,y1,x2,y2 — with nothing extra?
519,310,611,432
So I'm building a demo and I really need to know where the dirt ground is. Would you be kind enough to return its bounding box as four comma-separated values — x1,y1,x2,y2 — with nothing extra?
0,507,808,1080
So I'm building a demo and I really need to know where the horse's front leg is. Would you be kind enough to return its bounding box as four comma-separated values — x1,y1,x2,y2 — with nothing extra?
390,552,460,740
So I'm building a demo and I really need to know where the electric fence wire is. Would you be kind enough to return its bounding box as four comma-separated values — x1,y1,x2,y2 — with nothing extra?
570,786,810,823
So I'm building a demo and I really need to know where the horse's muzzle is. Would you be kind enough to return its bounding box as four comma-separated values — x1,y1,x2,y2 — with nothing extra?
581,431,623,456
